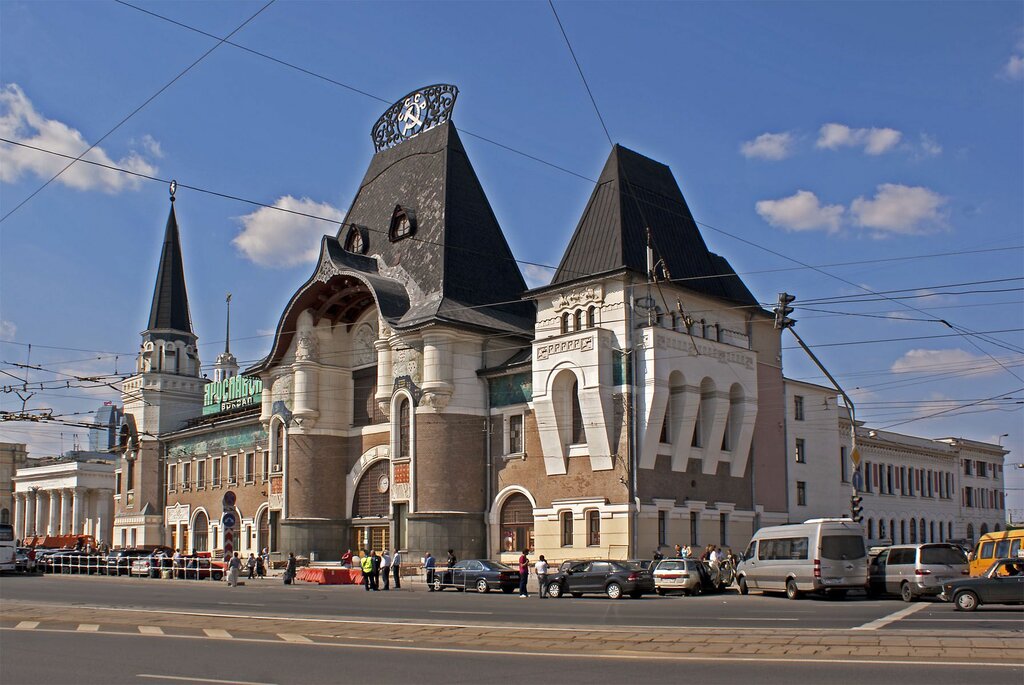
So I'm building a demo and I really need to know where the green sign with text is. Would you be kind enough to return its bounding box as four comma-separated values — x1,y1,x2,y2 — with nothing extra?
202,375,263,415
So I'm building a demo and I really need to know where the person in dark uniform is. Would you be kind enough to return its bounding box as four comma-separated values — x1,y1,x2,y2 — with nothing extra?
370,550,381,591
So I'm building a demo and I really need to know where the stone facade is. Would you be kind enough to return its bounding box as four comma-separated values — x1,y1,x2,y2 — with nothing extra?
0,442,27,526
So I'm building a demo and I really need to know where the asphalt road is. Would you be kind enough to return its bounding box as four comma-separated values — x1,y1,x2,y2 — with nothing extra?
4,629,1021,685
3,572,1021,632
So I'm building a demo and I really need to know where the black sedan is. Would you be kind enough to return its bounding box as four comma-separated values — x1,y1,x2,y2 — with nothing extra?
546,559,655,599
940,558,1024,611
432,559,520,593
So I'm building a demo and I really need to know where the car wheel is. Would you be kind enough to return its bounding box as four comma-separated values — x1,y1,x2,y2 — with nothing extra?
212,571,223,581
900,583,915,603
785,578,802,600
738,576,749,595
476,578,490,594
432,577,444,592
547,582,563,598
954,590,979,612
606,582,623,600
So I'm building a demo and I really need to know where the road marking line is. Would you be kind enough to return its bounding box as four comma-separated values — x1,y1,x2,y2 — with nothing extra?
852,603,927,631
904,617,1024,622
278,633,312,643
429,610,494,615
3,626,1019,669
138,626,164,635
14,621,39,630
77,624,100,632
137,674,276,685
203,628,232,638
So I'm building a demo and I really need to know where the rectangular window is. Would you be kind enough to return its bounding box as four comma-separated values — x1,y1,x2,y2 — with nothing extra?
689,512,699,546
228,454,238,484
658,511,667,547
120,528,126,548
794,395,805,421
182,462,191,488
720,512,729,546
212,458,221,486
795,438,805,464
115,470,122,495
560,512,573,547
886,465,893,494
508,414,524,454
797,481,807,506
262,450,270,482
587,510,600,547
963,460,972,476
168,464,177,492
127,461,135,491
130,528,137,547
840,446,849,483
863,461,872,493
245,452,255,483
197,460,206,489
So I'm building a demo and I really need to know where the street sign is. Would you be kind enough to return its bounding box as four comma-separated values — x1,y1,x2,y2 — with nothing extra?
221,511,237,529
852,469,864,492
850,447,861,467
222,491,236,508
223,529,234,562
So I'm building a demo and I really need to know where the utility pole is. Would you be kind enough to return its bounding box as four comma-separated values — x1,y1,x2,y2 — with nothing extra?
774,293,863,522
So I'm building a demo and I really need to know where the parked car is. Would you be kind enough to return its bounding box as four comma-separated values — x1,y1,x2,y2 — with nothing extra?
432,559,520,593
940,558,1024,611
132,553,172,578
546,559,655,599
50,550,104,574
735,518,868,599
651,558,702,596
869,543,969,601
176,556,226,581
106,547,172,576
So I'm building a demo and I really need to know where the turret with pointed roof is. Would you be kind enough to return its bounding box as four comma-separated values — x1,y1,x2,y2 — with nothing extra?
144,202,196,345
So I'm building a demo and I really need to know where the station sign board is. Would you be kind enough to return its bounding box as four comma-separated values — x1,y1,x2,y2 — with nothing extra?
203,375,263,416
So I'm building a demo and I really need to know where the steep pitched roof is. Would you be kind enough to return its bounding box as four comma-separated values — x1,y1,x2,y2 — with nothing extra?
551,145,758,306
146,204,194,335
338,120,534,334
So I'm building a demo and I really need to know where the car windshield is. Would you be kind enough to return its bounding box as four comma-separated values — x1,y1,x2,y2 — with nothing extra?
920,546,967,565
820,535,865,560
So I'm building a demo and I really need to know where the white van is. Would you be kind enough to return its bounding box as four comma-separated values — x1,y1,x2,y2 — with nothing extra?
735,518,868,599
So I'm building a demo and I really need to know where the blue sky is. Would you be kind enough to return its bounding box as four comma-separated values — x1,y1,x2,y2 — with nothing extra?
1,1,1022,514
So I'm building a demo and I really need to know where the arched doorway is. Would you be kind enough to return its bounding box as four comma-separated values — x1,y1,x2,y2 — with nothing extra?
351,460,390,553
192,511,209,552
500,493,534,554
255,508,269,553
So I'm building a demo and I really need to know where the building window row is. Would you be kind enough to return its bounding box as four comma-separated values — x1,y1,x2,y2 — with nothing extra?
867,517,955,544
166,450,271,493
560,306,597,335
962,486,1004,510
861,461,955,500
560,509,604,548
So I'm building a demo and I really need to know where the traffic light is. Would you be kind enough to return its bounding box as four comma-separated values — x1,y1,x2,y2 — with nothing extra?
850,495,863,523
774,292,796,330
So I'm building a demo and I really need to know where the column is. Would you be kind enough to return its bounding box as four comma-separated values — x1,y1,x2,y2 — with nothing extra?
72,487,85,535
83,490,94,538
47,490,60,536
60,489,73,535
34,490,46,538
13,493,25,541
24,492,36,537
94,489,113,545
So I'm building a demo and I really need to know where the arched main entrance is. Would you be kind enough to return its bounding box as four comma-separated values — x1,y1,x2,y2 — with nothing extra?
255,507,269,553
351,460,390,553
192,511,209,552
500,493,534,553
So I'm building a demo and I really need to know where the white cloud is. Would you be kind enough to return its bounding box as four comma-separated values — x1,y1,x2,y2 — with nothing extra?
890,349,996,376
522,264,554,289
232,195,343,268
740,132,795,160
755,190,844,232
816,123,902,155
0,320,15,341
0,83,159,192
1003,54,1024,79
849,183,947,235
918,133,942,158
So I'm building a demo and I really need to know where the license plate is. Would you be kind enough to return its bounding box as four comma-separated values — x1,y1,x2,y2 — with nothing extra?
821,578,841,585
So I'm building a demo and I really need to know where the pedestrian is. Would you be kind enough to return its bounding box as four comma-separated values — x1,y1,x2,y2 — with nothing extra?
652,548,664,562
371,550,381,591
535,555,549,598
284,552,297,585
172,548,183,578
227,552,242,587
380,549,391,590
246,553,257,579
447,548,457,568
256,553,266,578
392,548,402,589
518,549,529,597
424,551,436,590
261,547,270,569
341,548,354,568
361,550,373,591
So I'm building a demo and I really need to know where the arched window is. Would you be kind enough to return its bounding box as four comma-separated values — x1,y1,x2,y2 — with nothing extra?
353,461,390,518
966,523,974,541
574,309,583,332
979,522,989,536
867,518,874,540
994,522,1001,532
909,518,917,543
500,494,534,553
587,510,601,546
398,399,410,458
273,422,285,472
900,520,907,544
920,519,927,543
0,508,9,525
947,521,953,541
587,306,596,328
192,511,209,552
889,519,895,542
256,508,269,553
878,519,885,540
561,312,570,335
570,378,584,444
560,511,574,547
930,520,935,542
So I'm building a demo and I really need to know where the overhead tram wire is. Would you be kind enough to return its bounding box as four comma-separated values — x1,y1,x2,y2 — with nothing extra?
0,0,277,225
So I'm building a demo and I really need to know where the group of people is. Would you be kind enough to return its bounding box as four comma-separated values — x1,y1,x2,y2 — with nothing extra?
343,548,402,591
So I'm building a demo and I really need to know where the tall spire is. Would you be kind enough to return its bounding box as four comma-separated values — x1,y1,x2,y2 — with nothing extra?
213,292,239,382
224,293,232,354
146,187,194,336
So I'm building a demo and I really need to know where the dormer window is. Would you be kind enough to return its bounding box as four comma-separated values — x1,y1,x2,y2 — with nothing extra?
345,225,369,254
389,205,416,241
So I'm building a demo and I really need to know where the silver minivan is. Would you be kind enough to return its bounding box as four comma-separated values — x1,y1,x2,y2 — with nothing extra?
735,518,868,599
868,543,968,601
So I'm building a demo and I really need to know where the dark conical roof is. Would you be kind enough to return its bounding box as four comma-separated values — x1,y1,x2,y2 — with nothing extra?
146,204,194,335
551,145,758,306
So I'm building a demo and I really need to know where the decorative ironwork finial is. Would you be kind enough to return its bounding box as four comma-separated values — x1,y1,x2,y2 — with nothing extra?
169,179,177,202
371,84,458,152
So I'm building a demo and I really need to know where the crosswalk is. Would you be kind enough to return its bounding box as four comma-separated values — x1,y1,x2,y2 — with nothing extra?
7,621,316,645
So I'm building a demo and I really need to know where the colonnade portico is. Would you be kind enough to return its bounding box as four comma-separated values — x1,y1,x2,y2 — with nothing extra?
12,457,117,544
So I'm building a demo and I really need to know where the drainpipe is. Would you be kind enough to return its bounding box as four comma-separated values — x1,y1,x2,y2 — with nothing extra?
627,280,639,559
483,337,493,557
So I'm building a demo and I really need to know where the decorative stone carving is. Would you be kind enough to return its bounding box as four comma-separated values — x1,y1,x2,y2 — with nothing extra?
390,482,411,502
314,250,344,284
553,285,604,312
420,390,451,410
392,347,421,384
352,324,377,367
295,331,319,362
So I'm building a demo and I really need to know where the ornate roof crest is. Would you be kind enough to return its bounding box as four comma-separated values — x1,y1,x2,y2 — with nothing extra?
371,84,459,152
